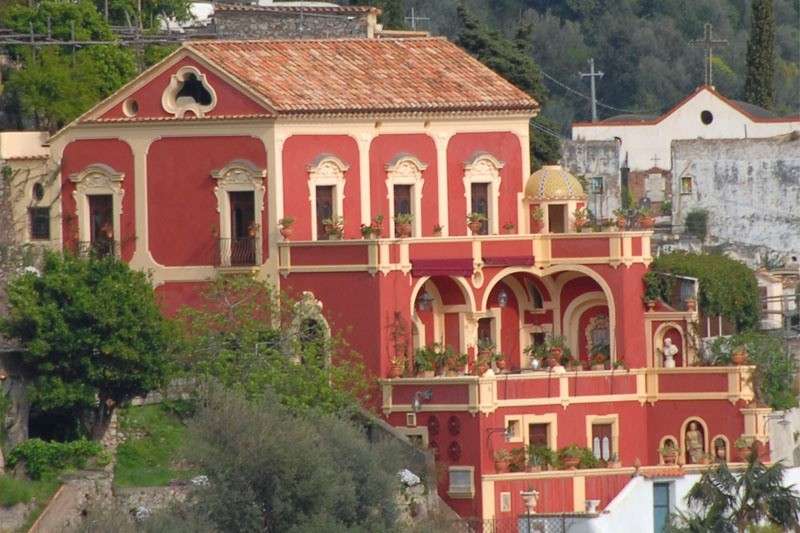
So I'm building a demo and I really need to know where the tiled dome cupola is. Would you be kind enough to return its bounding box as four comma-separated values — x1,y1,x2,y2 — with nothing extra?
525,165,587,201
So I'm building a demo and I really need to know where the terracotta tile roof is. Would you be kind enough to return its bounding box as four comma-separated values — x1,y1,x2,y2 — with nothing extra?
641,466,685,479
214,3,378,15
185,38,539,116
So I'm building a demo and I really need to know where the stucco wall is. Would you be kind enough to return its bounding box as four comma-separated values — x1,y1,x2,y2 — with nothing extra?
671,134,800,262
561,139,621,220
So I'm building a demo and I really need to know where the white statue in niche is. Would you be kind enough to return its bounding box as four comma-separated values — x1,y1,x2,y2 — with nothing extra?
661,337,678,368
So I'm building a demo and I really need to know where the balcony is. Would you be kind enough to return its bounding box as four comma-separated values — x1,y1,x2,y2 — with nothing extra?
217,237,257,268
277,231,652,277
380,366,756,416
77,240,119,258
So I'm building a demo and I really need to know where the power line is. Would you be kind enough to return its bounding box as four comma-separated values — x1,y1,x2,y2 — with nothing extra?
539,68,656,116
530,120,567,140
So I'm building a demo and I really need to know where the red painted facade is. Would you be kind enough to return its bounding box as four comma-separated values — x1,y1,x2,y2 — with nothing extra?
53,44,766,524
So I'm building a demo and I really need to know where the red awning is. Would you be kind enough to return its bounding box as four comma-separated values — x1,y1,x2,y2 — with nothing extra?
411,259,474,278
483,256,535,267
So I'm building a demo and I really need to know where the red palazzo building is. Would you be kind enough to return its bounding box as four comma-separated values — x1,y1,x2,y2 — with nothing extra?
48,37,769,523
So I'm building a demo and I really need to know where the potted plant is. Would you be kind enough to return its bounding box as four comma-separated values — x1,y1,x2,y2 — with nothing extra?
660,443,679,465
546,335,571,368
394,213,414,238
467,212,487,234
558,445,584,470
590,340,610,370
613,357,628,371
530,206,544,233
389,356,404,378
477,338,495,358
528,445,556,472
433,224,444,236
370,214,384,237
613,208,627,230
360,224,375,239
445,350,468,376
493,449,511,472
502,222,516,234
565,357,581,371
731,346,748,365
643,271,666,310
278,216,294,240
322,216,344,239
509,446,528,472
414,346,436,378
573,207,588,232
638,207,655,229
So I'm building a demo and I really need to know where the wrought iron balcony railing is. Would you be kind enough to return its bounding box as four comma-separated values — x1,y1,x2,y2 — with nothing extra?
218,237,257,267
77,240,119,258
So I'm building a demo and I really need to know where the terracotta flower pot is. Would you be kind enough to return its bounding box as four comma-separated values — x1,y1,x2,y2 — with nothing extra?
549,347,563,360
562,456,580,470
531,219,543,233
731,350,748,365
639,216,655,229
496,358,507,371
574,218,587,232
646,299,657,311
663,451,678,465
397,223,412,238
686,298,697,311
389,363,403,378
468,220,483,234
546,356,559,369
475,363,489,377
616,217,627,230
370,224,382,238
279,227,293,240
494,460,509,473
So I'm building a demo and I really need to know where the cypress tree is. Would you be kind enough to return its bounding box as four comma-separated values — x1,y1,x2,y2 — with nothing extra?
744,0,775,110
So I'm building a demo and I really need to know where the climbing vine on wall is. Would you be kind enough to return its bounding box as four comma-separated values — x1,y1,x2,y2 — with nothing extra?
647,251,760,331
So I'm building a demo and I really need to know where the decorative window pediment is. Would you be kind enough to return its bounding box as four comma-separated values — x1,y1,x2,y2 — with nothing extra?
464,152,505,181
308,155,349,182
162,66,217,118
211,159,266,185
386,154,427,180
69,163,124,188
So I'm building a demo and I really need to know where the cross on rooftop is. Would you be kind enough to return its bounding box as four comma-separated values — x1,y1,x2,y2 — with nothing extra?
651,155,660,167
689,23,728,86
404,7,430,31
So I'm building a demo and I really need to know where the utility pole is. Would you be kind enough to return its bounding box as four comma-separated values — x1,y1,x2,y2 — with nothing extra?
580,58,604,123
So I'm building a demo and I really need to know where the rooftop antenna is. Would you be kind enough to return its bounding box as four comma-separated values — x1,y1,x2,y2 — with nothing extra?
580,58,604,123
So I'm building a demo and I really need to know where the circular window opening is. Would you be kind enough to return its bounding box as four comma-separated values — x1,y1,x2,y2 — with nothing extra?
700,110,713,125
123,98,139,117
32,182,44,201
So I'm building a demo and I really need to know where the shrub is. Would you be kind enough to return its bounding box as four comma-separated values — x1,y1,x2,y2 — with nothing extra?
648,251,760,331
558,445,600,469
0,476,59,508
528,445,557,468
8,438,105,479
708,332,797,410
684,209,708,241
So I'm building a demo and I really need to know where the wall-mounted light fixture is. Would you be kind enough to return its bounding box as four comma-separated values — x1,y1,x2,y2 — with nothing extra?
411,389,432,412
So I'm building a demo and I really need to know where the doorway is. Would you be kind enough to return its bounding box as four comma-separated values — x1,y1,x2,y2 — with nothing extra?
229,191,256,265
548,204,566,233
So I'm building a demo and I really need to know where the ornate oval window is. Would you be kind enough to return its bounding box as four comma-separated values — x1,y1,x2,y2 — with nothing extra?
162,66,217,118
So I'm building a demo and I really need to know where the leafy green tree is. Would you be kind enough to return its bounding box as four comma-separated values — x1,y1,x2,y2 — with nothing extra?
456,1,560,167
668,445,800,532
92,0,192,29
0,0,137,130
707,332,797,410
744,0,775,109
185,386,411,533
648,251,761,331
1,253,172,439
176,275,368,414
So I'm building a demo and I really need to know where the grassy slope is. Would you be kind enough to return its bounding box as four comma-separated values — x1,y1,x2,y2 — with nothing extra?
114,404,190,487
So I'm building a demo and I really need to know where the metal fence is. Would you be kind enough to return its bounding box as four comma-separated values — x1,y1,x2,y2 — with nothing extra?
217,237,256,267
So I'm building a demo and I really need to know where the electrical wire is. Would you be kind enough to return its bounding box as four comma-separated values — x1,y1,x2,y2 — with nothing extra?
539,68,658,116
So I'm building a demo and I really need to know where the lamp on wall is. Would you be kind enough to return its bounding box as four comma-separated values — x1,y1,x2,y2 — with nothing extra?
411,389,433,412
496,288,509,308
417,289,434,311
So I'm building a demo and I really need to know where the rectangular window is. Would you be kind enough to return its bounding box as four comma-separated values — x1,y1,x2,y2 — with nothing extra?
470,182,489,235
591,176,604,194
448,467,475,498
315,185,334,240
653,482,671,533
681,176,693,195
592,423,613,461
529,423,549,447
393,184,412,237
759,286,768,311
500,492,511,512
29,207,50,240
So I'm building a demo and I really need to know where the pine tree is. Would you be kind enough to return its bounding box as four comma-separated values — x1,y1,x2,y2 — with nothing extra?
456,2,559,167
744,0,775,110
